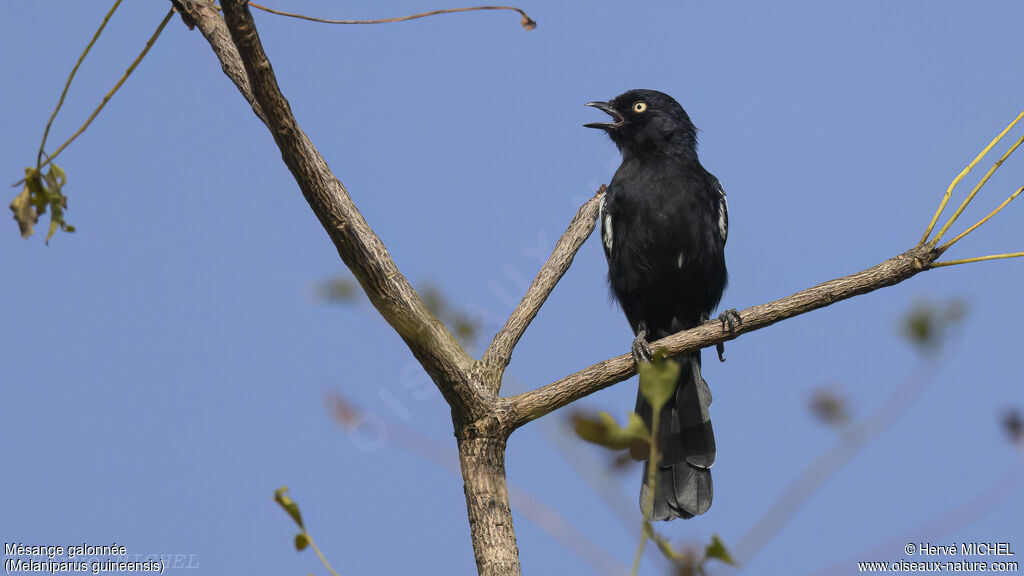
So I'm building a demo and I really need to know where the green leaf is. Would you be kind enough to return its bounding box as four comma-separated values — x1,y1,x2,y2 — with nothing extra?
808,387,850,427
901,299,966,352
47,218,60,243
572,411,650,452
638,352,680,412
294,532,309,551
50,163,66,187
274,486,305,529
317,277,360,303
43,164,72,244
10,164,74,243
417,282,482,347
451,314,480,347
703,534,737,567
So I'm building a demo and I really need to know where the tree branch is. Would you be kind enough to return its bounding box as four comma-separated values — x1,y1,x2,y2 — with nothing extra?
213,0,486,420
481,188,603,386
175,0,265,122
503,244,944,431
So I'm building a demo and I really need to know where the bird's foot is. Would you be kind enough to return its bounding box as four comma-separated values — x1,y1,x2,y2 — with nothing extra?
716,309,742,362
632,322,653,365
718,309,742,334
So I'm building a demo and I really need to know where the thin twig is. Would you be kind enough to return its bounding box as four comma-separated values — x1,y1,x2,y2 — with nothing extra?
305,533,342,576
630,528,649,576
940,185,1024,250
37,0,123,170
247,2,536,30
921,109,1024,244
645,524,686,567
932,132,1024,244
17,7,174,185
928,251,1024,268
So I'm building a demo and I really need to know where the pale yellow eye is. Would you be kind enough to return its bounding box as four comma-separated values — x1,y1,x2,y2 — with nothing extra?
633,101,648,113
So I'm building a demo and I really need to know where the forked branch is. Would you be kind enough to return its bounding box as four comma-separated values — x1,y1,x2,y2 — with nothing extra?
921,109,1024,244
921,108,1024,267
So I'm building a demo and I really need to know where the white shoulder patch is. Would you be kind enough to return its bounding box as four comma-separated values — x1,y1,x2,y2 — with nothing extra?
600,195,613,252
717,186,728,242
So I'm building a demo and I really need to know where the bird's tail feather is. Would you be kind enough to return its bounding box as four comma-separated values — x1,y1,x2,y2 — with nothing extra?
634,351,715,521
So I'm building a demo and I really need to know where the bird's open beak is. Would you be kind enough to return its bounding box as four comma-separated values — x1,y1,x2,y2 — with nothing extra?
584,101,623,130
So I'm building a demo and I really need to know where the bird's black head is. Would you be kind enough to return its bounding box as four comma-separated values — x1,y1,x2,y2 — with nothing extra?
584,89,697,157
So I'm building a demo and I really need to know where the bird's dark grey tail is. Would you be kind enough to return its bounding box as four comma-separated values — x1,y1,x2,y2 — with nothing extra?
633,351,715,521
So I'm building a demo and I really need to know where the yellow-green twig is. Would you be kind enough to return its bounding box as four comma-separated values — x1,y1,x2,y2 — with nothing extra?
247,2,536,30
14,7,173,187
929,252,1024,268
932,132,1024,244
306,533,342,576
37,0,123,170
921,109,1024,244
44,8,175,168
629,525,649,576
940,185,1024,250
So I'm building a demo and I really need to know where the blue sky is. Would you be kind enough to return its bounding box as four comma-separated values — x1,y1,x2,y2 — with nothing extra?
2,2,1023,574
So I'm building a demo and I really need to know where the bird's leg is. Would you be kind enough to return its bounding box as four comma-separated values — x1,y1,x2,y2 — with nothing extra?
715,309,742,362
632,321,653,365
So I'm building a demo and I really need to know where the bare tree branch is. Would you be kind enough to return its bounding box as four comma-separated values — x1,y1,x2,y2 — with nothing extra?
176,0,265,122
481,188,604,387
214,0,487,420
503,244,944,431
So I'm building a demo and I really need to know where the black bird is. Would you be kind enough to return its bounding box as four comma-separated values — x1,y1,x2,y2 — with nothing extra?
586,89,733,521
